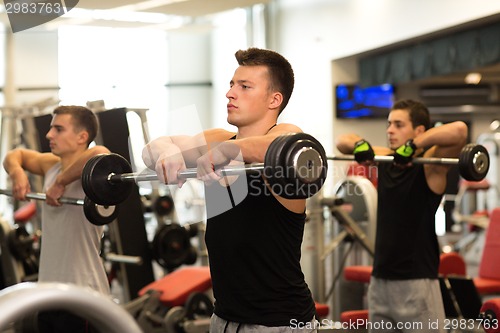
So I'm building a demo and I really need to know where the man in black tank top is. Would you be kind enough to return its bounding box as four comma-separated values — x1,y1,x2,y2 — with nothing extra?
336,100,468,333
143,48,317,332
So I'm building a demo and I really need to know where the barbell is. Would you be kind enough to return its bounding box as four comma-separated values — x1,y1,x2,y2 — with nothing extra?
80,133,490,208
82,133,328,206
328,143,490,182
0,189,119,226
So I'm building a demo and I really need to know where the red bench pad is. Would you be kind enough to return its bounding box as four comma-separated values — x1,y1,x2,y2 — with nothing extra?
138,267,212,307
340,309,368,326
344,265,372,283
474,277,500,295
14,202,37,224
315,302,329,318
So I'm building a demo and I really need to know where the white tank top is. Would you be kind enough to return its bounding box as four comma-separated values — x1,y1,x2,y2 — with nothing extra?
40,163,110,295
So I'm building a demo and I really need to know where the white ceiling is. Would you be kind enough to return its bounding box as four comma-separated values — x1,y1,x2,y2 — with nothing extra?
0,0,270,30
76,0,268,16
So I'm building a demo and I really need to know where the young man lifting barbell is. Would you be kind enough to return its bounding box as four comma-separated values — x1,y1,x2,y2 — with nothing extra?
142,48,318,332
336,99,468,333
3,105,110,333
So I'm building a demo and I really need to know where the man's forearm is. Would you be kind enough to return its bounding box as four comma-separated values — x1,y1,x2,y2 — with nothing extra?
3,150,24,175
335,134,364,154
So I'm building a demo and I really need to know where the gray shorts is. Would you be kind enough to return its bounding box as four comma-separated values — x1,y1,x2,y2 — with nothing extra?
367,277,446,333
209,314,318,333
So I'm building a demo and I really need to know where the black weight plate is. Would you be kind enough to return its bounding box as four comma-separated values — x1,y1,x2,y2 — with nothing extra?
458,144,490,181
83,196,119,226
276,133,327,199
151,224,190,270
264,134,296,196
459,144,473,178
275,134,297,182
283,134,327,198
83,153,133,206
275,134,302,195
263,134,282,190
81,154,103,207
154,195,175,216
264,134,283,180
184,292,214,319
284,133,325,198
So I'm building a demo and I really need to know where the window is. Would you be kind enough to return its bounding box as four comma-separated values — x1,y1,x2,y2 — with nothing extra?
58,25,169,140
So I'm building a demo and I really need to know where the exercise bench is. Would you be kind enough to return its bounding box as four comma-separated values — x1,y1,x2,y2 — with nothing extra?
125,266,213,333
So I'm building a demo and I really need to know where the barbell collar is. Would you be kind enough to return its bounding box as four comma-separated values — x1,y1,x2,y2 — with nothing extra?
327,155,459,165
0,189,84,206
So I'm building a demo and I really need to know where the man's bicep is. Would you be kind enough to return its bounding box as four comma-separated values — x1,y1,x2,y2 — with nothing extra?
425,144,462,160
22,151,58,175
202,129,236,144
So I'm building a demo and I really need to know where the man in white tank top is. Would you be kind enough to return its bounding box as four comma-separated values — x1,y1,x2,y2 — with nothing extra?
4,105,111,333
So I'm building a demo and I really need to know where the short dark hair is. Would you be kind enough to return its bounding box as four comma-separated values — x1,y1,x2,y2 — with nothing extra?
234,48,294,114
53,105,98,146
391,99,431,130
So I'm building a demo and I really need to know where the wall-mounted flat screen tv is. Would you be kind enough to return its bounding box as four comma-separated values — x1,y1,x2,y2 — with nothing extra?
335,83,395,119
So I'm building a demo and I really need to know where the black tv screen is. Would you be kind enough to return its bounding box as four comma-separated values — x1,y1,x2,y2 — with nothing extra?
335,84,395,119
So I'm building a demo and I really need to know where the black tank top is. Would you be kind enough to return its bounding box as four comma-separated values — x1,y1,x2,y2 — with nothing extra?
204,172,315,326
372,157,443,279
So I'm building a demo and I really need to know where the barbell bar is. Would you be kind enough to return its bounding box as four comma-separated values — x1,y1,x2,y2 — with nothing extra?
0,189,119,226
328,143,489,182
330,155,459,164
114,164,268,182
82,133,328,206
81,133,490,208
0,189,84,205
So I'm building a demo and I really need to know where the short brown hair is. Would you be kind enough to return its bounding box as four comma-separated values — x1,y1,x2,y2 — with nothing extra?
234,48,294,114
53,105,98,146
391,99,431,130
